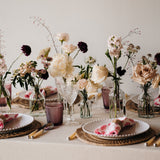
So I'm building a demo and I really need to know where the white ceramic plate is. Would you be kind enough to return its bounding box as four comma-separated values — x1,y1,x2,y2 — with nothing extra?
82,119,150,140
0,113,34,133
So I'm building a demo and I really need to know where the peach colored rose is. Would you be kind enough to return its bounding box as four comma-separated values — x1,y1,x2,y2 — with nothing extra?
56,33,69,42
62,44,77,54
132,63,156,85
91,65,108,84
76,79,88,90
86,80,101,97
152,74,160,88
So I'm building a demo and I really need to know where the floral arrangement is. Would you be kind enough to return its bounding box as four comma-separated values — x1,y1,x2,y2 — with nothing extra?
12,47,52,111
105,28,141,118
30,17,88,79
132,54,160,88
49,34,88,78
73,58,108,118
132,53,160,117
0,30,31,108
0,53,10,107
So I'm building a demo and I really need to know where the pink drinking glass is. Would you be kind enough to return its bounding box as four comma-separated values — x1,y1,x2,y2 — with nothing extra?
101,86,110,109
45,102,63,126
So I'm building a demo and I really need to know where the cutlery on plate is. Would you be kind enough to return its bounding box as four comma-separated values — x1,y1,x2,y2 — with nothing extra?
145,133,160,146
28,122,54,139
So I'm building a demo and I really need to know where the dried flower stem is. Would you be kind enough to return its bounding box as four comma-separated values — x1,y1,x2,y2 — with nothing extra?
31,17,58,53
122,28,141,40
7,53,23,74
73,49,80,59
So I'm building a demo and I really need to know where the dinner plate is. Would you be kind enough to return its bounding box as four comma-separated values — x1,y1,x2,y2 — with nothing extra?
82,119,150,140
0,113,34,133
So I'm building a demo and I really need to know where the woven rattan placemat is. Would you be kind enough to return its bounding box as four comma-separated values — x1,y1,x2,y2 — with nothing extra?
0,120,41,139
126,100,160,115
76,127,155,146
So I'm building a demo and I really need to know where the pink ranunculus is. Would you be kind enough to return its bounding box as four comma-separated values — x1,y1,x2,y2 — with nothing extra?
56,33,69,42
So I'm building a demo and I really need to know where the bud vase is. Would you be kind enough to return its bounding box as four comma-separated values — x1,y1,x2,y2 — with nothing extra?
80,99,92,118
109,81,125,119
138,87,154,118
29,85,45,117
0,78,11,108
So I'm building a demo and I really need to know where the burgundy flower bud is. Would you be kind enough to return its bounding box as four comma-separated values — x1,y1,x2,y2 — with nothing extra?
78,42,88,53
46,57,53,61
117,66,126,76
21,45,31,56
154,53,160,65
38,69,49,80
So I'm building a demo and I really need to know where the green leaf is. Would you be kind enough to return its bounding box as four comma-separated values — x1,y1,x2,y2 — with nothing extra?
25,81,28,90
7,97,11,109
118,50,122,59
4,71,11,80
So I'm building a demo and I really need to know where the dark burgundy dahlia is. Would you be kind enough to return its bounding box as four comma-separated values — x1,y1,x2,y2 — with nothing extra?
21,45,31,56
154,53,160,65
38,69,49,80
78,42,88,53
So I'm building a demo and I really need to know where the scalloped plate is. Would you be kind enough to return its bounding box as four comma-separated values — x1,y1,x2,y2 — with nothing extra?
82,119,150,140
0,113,34,133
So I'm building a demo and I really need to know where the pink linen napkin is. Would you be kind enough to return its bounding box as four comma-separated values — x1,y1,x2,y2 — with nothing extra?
24,86,57,99
154,96,160,106
94,117,135,136
24,91,32,98
0,113,18,129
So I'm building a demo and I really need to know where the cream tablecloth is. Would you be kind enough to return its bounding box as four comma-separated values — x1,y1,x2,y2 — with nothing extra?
0,99,160,160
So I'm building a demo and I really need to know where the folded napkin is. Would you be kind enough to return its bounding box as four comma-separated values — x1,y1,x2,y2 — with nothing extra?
24,86,57,99
40,86,57,97
0,113,18,130
24,91,32,98
154,96,160,106
94,117,135,136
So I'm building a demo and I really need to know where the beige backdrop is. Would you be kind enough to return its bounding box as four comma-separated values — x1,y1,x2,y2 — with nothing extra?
0,0,160,95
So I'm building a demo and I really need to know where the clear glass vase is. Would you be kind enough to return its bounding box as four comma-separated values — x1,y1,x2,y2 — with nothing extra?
29,85,45,117
109,81,125,119
65,102,74,121
80,99,92,118
138,87,155,118
0,78,11,108
154,86,160,114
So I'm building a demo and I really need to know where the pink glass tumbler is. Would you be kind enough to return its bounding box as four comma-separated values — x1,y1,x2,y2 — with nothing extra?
101,86,110,109
45,102,63,126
